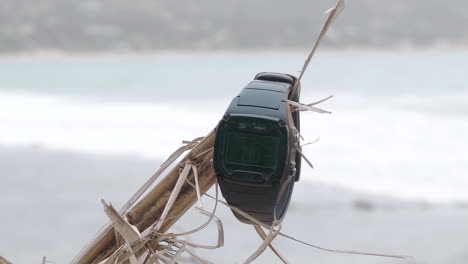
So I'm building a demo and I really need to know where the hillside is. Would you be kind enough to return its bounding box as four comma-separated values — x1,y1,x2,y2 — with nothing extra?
1,0,467,52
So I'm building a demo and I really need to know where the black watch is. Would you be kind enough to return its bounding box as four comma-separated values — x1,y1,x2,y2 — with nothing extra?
213,72,302,225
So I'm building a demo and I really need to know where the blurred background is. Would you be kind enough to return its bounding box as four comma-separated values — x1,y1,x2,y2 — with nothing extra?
0,0,467,263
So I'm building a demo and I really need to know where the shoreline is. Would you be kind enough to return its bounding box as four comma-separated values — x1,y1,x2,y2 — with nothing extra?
1,46,468,60
1,144,467,207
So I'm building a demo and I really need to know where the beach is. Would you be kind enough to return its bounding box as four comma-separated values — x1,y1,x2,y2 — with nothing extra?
1,50,467,263
1,145,468,264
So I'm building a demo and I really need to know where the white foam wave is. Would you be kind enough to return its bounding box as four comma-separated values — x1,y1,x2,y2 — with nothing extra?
0,92,222,159
1,92,468,202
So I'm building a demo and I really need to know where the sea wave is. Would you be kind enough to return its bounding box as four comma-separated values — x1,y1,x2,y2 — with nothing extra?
1,91,468,202
0,92,220,159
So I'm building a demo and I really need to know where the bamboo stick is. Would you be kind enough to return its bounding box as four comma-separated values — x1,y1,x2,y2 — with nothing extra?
0,257,12,264
71,130,216,264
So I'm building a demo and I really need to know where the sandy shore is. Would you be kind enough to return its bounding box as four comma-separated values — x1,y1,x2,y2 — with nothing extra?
1,146,467,264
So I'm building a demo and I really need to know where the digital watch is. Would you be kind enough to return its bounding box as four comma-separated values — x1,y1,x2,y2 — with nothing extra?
213,72,302,225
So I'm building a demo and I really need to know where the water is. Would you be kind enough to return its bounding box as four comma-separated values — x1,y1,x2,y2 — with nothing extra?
1,50,468,264
1,50,467,203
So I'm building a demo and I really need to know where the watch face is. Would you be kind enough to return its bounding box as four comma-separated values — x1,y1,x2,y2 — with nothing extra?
214,115,288,183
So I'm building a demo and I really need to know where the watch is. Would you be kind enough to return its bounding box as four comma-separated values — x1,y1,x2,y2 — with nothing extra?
213,72,302,225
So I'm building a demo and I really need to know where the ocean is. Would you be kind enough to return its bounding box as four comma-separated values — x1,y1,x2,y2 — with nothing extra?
1,50,467,202
1,50,468,264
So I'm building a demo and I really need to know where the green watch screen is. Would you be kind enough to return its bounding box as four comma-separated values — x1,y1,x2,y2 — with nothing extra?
225,132,279,168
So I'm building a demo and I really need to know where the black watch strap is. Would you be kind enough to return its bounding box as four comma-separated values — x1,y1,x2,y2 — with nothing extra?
222,179,294,225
